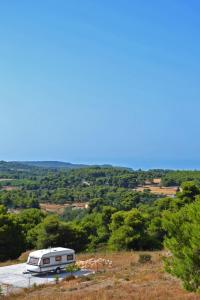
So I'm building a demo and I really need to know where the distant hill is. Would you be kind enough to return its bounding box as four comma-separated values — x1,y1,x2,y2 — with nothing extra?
0,160,36,171
19,161,89,169
0,160,129,173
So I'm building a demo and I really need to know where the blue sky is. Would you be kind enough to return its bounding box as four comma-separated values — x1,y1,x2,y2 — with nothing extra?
1,0,200,169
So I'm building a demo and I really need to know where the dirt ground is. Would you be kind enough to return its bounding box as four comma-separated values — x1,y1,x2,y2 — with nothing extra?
4,251,200,300
134,185,178,196
40,203,87,214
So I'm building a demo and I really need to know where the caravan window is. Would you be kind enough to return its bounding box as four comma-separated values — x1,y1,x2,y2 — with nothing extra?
55,256,62,261
28,257,39,265
67,254,74,261
43,258,50,265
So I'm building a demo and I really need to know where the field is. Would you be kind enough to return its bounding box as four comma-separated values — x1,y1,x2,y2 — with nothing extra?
1,186,19,191
4,251,200,300
40,203,69,214
133,177,178,196
40,203,88,214
134,185,178,196
0,178,18,191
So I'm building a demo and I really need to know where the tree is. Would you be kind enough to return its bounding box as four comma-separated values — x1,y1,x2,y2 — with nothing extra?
109,209,148,250
108,225,136,250
88,198,106,213
109,211,126,232
0,205,25,261
32,215,88,251
147,216,164,249
80,212,109,250
177,182,200,204
163,199,200,291
101,206,117,225
17,208,46,248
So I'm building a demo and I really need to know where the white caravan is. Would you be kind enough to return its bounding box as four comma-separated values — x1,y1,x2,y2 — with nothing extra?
26,247,75,274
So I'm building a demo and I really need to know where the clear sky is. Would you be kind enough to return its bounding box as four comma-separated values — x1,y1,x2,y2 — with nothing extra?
1,0,200,169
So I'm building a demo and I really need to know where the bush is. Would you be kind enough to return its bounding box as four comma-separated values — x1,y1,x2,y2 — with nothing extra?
138,254,152,263
32,283,37,289
53,274,59,284
65,263,80,276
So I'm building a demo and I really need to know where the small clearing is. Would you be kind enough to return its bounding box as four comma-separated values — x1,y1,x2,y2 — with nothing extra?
3,251,200,300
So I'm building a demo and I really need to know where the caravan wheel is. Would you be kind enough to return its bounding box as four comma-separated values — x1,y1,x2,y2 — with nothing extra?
55,267,61,274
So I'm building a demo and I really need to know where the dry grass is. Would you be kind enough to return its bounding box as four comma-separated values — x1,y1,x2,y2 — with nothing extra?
1,186,19,191
0,251,30,267
134,185,178,196
40,203,87,214
152,178,161,184
40,203,69,214
0,179,16,182
2,251,200,300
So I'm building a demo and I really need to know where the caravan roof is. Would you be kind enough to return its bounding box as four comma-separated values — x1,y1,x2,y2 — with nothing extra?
29,247,74,258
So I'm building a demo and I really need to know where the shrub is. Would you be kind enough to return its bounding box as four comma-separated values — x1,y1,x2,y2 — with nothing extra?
54,274,59,284
138,254,152,264
65,263,80,276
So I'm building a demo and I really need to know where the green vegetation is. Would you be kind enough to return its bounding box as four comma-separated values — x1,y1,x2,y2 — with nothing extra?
65,263,80,276
1,162,200,292
0,190,40,209
0,161,168,191
0,205,26,261
138,254,152,263
0,181,197,262
163,192,200,291
162,170,200,186
0,164,164,207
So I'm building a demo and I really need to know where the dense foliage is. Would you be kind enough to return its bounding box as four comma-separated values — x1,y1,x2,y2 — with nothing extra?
163,184,200,291
0,164,167,207
0,205,26,261
0,161,168,190
0,181,197,262
0,190,40,209
162,171,200,187
2,162,200,292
